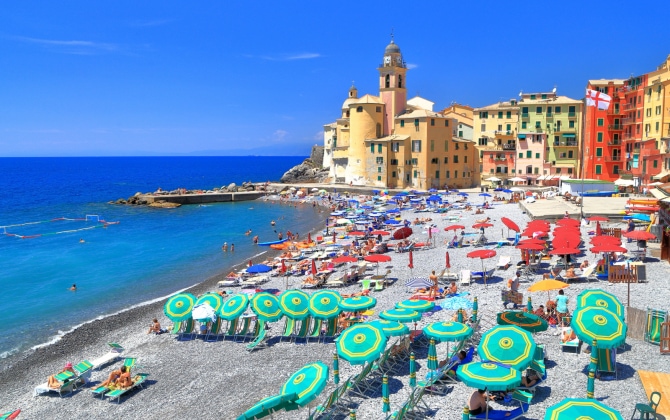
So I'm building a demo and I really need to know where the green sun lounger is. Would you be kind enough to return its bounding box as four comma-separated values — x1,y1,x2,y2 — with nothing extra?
246,320,268,352
308,318,323,341
104,373,149,403
206,317,222,341
645,308,668,345
177,318,194,340
281,318,296,342
294,317,311,342
223,318,239,339
235,317,253,342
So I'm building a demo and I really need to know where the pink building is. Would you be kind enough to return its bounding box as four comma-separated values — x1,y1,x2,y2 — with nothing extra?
515,133,548,185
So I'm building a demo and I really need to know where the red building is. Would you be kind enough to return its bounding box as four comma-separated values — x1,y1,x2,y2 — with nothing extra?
583,79,625,181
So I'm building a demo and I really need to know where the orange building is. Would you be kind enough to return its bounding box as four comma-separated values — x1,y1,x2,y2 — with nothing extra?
582,79,625,181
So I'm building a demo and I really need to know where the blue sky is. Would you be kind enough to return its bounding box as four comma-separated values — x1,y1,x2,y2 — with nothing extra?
1,1,668,157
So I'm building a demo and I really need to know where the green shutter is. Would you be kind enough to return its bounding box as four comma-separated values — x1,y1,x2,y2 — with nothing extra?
378,144,382,153
371,143,375,153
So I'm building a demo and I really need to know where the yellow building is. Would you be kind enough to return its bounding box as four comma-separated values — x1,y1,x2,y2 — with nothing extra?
646,55,670,155
323,39,479,189
442,104,474,141
472,100,519,183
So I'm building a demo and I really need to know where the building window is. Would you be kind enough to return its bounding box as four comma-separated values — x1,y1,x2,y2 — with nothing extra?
392,142,399,152
390,159,398,165
370,143,375,153
656,122,660,132
595,165,602,175
464,156,468,163
378,176,382,181
453,155,459,163
535,153,540,159
431,119,435,126
431,157,438,164
444,157,449,164
376,106,381,112
522,107,529,116
414,119,419,126
569,120,575,128
392,171,396,178
378,144,382,153
568,106,576,116
411,158,418,165
536,106,543,114
445,170,450,178
498,111,503,119
445,120,449,127
597,132,603,142
357,106,363,112
481,124,486,131
478,138,488,146
534,167,539,174
435,170,440,179
411,140,421,152
568,151,574,158
654,160,658,168
454,171,458,178
400,120,405,127
526,151,532,158
519,152,523,158
430,140,434,152
521,122,527,129
506,124,512,131
413,170,417,178
376,157,384,164
376,123,381,138
458,131,463,137
555,106,561,114
596,148,603,157
597,118,604,126
444,140,448,151
612,166,619,175
530,94,536,100
506,111,512,119
385,74,390,88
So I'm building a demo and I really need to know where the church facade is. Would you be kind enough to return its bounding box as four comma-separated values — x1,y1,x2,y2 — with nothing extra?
322,39,479,189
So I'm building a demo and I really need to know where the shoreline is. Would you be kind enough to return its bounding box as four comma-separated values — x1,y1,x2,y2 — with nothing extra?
0,195,326,376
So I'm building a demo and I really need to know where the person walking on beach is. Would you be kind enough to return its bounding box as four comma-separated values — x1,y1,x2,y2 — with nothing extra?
428,270,438,299
556,289,569,325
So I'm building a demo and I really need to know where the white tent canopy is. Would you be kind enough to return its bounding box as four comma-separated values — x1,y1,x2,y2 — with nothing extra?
614,178,634,186
485,176,501,182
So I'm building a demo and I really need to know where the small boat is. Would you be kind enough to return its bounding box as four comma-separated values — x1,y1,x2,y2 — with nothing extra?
257,238,289,246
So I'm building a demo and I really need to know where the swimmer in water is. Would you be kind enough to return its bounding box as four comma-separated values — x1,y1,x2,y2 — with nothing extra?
79,238,85,243
69,284,77,292
245,229,252,236
222,242,228,252
231,243,235,252
271,220,276,226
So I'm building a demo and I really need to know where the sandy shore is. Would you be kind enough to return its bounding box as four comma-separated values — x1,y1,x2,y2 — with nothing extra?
1,190,669,419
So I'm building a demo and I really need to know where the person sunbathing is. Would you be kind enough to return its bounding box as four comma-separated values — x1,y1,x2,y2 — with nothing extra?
47,362,76,389
565,267,577,279
561,329,577,343
521,369,540,387
100,366,123,388
475,208,484,215
114,366,132,389
438,350,467,376
446,282,458,295
533,305,546,319
579,260,590,270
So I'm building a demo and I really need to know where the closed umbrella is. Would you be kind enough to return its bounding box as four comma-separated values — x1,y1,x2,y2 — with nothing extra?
370,320,410,337
164,293,197,322
379,308,421,323
575,289,624,320
339,296,377,312
280,362,329,408
544,398,623,420
478,325,536,370
408,250,414,270
309,290,342,320
427,339,439,370
238,392,298,420
219,293,249,320
409,352,416,387
311,259,317,275
251,292,283,322
336,323,387,365
570,306,627,349
445,251,451,269
382,374,390,413
279,289,311,320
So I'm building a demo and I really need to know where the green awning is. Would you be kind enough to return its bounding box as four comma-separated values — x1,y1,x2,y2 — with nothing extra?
562,133,576,138
518,134,526,139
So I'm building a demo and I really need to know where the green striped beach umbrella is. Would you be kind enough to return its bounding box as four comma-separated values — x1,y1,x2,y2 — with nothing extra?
497,311,548,333
456,362,522,392
164,293,196,322
339,296,377,312
195,293,224,313
427,338,438,370
544,398,623,420
409,352,416,387
382,374,390,413
379,308,421,323
279,289,310,320
219,294,249,321
336,323,387,365
251,292,283,322
571,306,627,349
423,321,473,343
369,320,410,337
237,392,297,420
396,299,435,313
280,361,329,408
478,325,536,371
576,289,625,320
308,290,342,320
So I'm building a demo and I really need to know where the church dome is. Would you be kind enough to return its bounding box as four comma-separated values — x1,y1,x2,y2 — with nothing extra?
342,97,358,110
384,40,401,54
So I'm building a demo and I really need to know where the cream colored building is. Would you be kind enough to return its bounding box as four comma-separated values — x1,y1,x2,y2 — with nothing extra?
442,104,474,141
472,100,519,183
322,39,479,189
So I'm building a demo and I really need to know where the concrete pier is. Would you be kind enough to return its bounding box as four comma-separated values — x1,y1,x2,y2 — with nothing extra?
140,191,267,205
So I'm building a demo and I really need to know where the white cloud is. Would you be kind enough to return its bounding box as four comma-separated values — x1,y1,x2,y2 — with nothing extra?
313,131,323,141
273,129,288,142
127,18,174,27
406,63,419,70
246,53,322,61
12,36,119,54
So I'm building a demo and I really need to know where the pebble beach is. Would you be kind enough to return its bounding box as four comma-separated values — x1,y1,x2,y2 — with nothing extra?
1,189,669,420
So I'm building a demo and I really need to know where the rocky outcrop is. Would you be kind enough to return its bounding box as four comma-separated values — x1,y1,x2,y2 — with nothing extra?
148,201,181,208
280,158,329,184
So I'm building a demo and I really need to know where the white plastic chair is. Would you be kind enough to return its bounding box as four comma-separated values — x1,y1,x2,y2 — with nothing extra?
460,269,471,286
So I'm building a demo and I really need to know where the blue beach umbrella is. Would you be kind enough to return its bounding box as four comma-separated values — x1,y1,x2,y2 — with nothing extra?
247,264,272,274
479,193,492,197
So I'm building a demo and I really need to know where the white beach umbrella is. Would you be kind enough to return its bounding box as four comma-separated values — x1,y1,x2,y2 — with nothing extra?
192,303,217,322
509,177,525,182
510,187,524,192
485,176,501,182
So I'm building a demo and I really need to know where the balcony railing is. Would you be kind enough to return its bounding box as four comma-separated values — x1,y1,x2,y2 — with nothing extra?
623,103,636,111
608,124,623,131
534,127,543,133
553,141,578,147
568,112,576,117
521,113,529,118
622,117,637,125
607,140,621,146
546,114,554,120
608,107,624,115
502,143,516,150
605,156,622,162
623,133,640,140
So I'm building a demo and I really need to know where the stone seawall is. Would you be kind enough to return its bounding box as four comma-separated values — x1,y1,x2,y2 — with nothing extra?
140,191,266,205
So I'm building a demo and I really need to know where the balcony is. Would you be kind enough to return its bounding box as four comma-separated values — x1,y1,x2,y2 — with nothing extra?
534,127,543,133
546,114,554,121
622,117,637,125
568,112,576,117
608,107,624,116
623,103,636,111
607,140,621,146
502,143,516,150
608,124,623,131
521,113,529,119
623,133,640,141
604,155,622,162
553,141,579,147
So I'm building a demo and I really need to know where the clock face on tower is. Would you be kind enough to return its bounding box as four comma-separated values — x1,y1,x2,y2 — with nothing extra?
384,56,391,65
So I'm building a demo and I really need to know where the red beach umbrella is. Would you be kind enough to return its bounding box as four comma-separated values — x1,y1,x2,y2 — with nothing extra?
552,237,580,249
553,226,580,235
364,255,392,263
408,250,414,269
596,221,602,236
333,256,358,264
466,249,496,286
589,216,609,222
280,259,287,274
521,229,547,238
623,230,656,241
348,231,366,236
556,218,580,227
249,260,253,267
472,223,494,229
590,235,621,246
307,232,312,243
501,217,520,232
393,227,413,240
445,251,451,269
444,224,465,232
590,245,627,254
527,221,550,230
516,243,544,251
311,259,317,275
518,238,546,245
549,247,580,256
371,230,390,236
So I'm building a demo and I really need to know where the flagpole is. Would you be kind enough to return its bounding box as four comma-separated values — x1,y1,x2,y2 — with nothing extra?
580,95,588,219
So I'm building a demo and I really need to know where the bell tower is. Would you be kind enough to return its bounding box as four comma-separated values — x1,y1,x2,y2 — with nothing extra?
378,35,407,135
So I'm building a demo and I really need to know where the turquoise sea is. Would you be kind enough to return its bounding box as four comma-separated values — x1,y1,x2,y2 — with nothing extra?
0,157,324,358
